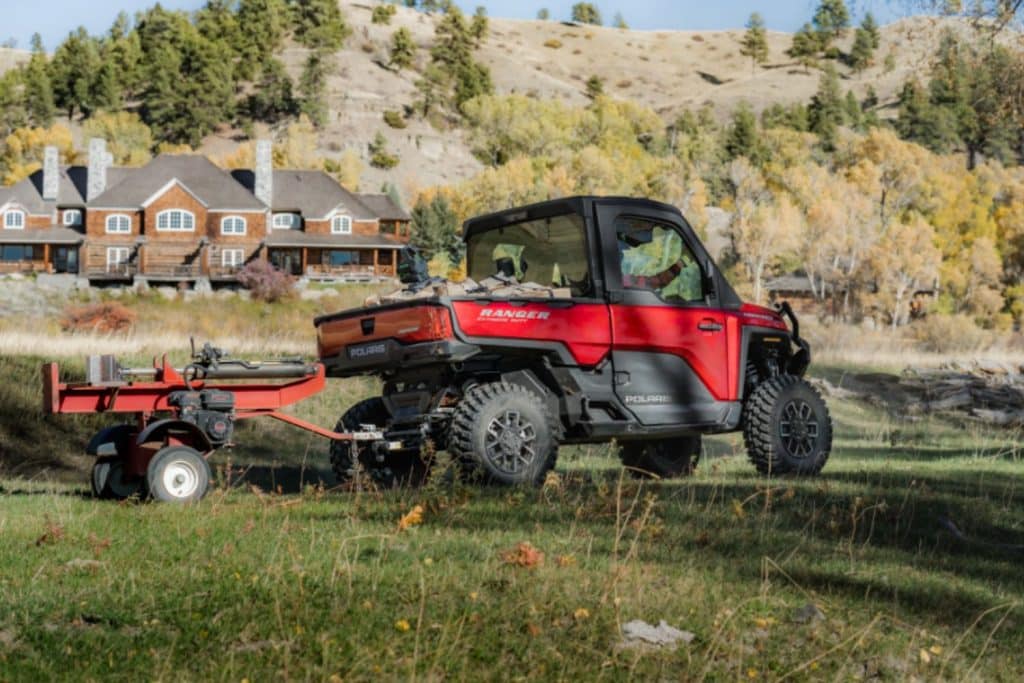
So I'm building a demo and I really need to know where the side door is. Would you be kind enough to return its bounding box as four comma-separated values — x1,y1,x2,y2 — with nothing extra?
596,204,732,426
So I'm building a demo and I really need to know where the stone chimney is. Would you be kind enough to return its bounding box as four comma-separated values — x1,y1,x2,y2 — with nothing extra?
255,139,273,207
42,146,59,201
87,138,112,201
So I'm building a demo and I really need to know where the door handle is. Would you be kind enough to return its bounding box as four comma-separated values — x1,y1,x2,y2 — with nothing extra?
698,319,723,332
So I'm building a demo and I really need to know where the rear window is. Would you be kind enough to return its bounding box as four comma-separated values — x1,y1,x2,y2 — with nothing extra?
466,213,591,296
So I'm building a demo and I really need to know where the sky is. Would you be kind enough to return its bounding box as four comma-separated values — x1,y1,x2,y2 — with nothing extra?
6,1,911,52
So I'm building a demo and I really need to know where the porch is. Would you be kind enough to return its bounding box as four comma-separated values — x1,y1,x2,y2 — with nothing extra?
0,228,83,275
267,245,399,281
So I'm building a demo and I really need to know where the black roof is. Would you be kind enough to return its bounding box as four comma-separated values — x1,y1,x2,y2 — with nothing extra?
462,196,683,241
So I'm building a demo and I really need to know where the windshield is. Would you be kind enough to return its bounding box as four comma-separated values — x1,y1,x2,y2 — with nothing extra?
466,213,591,297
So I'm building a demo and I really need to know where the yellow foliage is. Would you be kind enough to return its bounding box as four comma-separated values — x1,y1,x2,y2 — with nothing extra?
1,124,78,185
81,112,153,167
156,142,195,155
335,149,363,192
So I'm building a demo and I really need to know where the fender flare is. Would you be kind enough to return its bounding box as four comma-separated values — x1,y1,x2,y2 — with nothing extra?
135,419,213,453
86,424,136,457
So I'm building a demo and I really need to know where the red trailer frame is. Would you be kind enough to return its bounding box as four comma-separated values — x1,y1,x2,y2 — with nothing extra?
41,355,382,501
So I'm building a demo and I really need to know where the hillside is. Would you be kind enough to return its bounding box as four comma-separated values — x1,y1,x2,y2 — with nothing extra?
0,47,28,74
243,3,966,194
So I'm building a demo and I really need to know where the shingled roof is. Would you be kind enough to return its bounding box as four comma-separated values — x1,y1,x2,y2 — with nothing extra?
358,193,411,221
231,169,381,219
91,155,267,211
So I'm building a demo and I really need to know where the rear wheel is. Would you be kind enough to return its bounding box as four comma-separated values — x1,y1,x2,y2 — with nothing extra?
146,446,211,503
449,382,559,486
743,375,832,476
330,398,426,488
91,457,142,500
619,436,701,478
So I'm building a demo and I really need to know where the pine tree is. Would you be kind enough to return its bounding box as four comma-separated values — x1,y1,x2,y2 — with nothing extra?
740,12,769,74
470,6,489,43
585,75,604,100
49,27,102,119
0,70,29,136
236,0,289,80
571,3,602,25
291,0,351,51
787,23,819,74
245,58,297,123
725,102,762,161
537,8,550,20
812,0,850,50
613,12,629,29
843,89,862,128
390,27,416,70
429,6,493,111
861,12,881,49
410,194,463,265
298,50,330,127
136,6,235,145
848,27,875,74
24,34,55,125
808,64,844,150
895,79,956,153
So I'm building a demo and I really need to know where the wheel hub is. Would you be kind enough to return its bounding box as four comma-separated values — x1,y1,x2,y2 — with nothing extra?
779,399,819,459
484,410,537,475
162,459,200,499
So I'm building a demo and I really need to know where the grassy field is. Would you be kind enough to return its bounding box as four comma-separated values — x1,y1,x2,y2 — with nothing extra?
1,352,1022,680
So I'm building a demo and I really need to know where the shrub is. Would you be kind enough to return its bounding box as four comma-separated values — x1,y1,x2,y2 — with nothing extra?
383,110,407,129
912,314,992,353
372,4,396,25
236,261,296,303
543,39,563,49
61,302,137,334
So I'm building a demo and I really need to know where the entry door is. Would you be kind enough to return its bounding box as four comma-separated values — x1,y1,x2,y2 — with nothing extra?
597,205,731,426
53,247,78,273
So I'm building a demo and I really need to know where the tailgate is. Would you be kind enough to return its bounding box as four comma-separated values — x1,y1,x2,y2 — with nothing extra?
315,300,455,362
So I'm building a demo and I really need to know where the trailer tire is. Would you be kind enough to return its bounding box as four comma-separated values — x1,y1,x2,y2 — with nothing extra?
146,446,211,503
92,457,143,500
743,375,832,476
330,398,425,488
619,436,701,479
449,382,559,486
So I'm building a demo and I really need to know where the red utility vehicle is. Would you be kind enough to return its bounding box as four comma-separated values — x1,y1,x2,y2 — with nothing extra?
316,196,832,486
44,196,831,502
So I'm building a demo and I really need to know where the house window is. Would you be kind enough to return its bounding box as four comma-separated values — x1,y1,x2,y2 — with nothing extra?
105,214,132,234
221,216,247,235
222,248,245,269
106,247,131,271
3,210,25,230
63,209,83,226
156,209,195,231
0,245,35,262
273,213,302,230
326,250,359,266
331,215,352,235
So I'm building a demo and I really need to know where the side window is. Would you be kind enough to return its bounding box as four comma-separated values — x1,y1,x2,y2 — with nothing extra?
615,217,703,303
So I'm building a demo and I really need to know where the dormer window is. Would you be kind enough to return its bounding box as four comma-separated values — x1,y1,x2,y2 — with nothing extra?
221,216,247,235
3,209,25,230
106,214,132,234
156,209,195,232
62,209,82,226
331,215,352,235
273,213,302,230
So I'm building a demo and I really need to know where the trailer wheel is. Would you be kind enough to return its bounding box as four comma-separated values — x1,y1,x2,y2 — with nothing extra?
91,457,142,500
449,382,559,486
619,436,701,479
146,446,211,503
330,398,425,488
743,375,832,476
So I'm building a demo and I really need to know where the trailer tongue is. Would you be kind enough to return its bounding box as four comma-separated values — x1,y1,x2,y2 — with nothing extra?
42,342,386,503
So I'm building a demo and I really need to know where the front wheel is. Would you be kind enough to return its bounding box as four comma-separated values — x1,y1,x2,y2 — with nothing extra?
449,382,559,486
146,446,211,503
743,375,832,476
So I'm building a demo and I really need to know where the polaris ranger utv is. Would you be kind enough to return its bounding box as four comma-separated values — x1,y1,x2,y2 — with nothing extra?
315,196,831,486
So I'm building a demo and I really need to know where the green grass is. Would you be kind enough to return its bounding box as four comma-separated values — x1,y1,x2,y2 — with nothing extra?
1,359,1023,680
